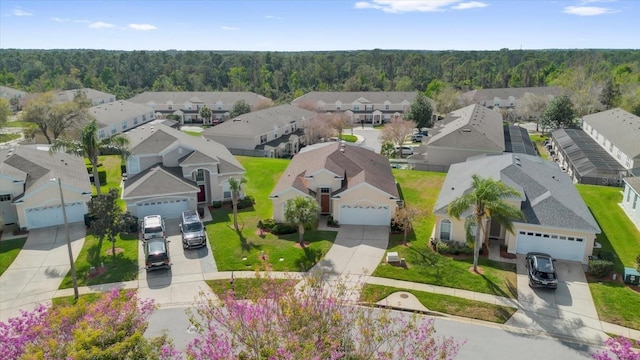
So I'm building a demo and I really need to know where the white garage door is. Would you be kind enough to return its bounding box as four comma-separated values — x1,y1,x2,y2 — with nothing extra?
25,202,86,229
339,204,391,226
516,231,586,262
135,198,189,219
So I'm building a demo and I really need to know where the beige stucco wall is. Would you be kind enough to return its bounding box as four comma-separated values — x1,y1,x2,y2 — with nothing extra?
332,184,398,220
271,188,311,222
306,169,342,191
15,181,90,229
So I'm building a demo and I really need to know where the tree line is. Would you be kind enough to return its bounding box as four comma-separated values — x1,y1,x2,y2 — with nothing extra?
0,49,638,111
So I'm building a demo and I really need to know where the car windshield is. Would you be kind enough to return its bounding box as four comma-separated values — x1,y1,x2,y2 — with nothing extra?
184,222,202,232
144,226,163,234
535,257,555,272
147,240,166,255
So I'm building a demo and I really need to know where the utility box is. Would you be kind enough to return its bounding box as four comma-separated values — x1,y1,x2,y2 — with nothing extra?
623,267,640,285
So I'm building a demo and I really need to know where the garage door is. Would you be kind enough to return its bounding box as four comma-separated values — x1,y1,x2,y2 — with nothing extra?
25,202,86,229
135,198,189,219
339,204,391,226
515,231,586,262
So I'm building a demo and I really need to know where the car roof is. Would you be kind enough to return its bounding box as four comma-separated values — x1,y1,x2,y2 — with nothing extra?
143,215,163,226
529,253,555,272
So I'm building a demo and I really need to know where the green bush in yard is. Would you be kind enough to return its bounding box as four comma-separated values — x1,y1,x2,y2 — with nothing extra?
258,218,276,231
589,259,615,278
211,201,222,208
237,195,255,209
271,223,297,235
435,240,473,255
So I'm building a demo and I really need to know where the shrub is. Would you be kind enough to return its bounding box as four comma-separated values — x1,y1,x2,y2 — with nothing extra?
589,259,615,278
237,196,255,209
119,213,138,233
390,219,404,233
327,215,338,227
211,201,222,209
636,253,640,267
435,240,473,255
259,218,276,231
271,223,297,235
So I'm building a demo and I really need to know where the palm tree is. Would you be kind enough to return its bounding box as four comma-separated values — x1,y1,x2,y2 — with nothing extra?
50,119,129,195
228,177,246,232
284,196,320,246
447,174,524,272
199,106,212,125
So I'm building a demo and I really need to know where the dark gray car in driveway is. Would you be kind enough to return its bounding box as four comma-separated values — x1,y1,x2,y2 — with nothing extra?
526,252,558,289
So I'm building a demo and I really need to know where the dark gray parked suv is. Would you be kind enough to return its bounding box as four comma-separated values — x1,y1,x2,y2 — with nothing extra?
179,209,207,249
526,252,558,289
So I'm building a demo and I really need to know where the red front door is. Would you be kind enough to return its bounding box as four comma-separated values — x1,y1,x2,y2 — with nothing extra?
320,194,330,214
197,185,206,202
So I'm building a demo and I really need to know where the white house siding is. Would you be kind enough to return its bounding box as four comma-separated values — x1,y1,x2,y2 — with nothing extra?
621,181,640,230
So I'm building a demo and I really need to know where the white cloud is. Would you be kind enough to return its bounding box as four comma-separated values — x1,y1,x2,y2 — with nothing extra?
129,23,157,31
89,21,116,29
265,15,282,20
451,1,488,10
354,0,461,13
563,6,616,15
221,26,239,31
51,17,67,22
14,9,33,16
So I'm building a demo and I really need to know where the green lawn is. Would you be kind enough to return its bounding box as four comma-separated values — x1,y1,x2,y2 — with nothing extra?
0,133,20,143
577,184,640,330
339,134,357,142
182,131,202,137
85,155,125,208
529,133,550,160
208,156,336,272
1,121,37,129
360,284,517,324
0,237,27,276
60,232,139,288
372,169,518,298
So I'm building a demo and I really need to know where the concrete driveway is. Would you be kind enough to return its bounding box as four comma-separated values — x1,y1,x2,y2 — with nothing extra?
137,219,216,306
0,223,86,321
506,255,607,342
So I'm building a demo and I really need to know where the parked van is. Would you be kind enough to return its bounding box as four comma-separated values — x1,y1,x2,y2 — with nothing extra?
179,209,207,249
141,215,166,241
395,146,414,156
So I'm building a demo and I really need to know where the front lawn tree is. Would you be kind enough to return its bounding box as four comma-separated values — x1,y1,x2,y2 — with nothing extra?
87,188,124,261
199,105,212,124
541,94,577,131
50,119,129,195
447,174,524,272
394,205,426,246
379,116,416,157
0,98,11,127
284,196,320,246
20,91,92,143
404,92,434,128
330,112,350,139
228,177,246,232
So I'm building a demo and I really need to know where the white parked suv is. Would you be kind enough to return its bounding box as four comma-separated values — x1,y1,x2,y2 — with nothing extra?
141,215,166,241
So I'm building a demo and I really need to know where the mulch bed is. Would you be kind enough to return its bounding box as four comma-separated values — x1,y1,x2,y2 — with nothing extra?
105,247,124,256
294,241,310,249
87,266,107,279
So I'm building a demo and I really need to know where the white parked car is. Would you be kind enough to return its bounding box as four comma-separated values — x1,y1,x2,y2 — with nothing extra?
395,146,414,155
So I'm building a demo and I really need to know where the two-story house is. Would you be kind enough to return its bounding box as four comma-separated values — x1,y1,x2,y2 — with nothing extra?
89,100,157,140
270,142,400,226
55,88,116,106
291,92,419,125
122,121,245,219
621,177,640,230
461,87,561,110
202,104,316,158
127,91,272,125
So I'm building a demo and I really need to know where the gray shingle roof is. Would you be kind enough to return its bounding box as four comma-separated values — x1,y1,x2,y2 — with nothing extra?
0,146,92,199
291,91,418,104
202,104,315,137
127,91,270,106
89,100,154,128
0,86,27,99
125,120,244,174
122,165,199,199
271,142,399,198
428,104,505,151
624,177,640,194
434,153,600,233
462,87,562,103
55,88,115,104
581,108,640,159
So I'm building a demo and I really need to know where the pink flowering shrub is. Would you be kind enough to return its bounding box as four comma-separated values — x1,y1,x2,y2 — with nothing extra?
0,289,180,360
593,337,640,360
187,271,465,359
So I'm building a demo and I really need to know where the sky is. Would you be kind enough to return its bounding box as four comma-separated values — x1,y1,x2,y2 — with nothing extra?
1,0,638,51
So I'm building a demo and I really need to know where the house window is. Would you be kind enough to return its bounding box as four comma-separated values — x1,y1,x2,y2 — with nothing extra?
634,194,638,209
336,105,341,110
223,181,231,199
608,142,613,152
142,115,146,121
168,105,173,110
260,135,267,144
133,117,139,125
320,188,330,194
111,125,117,134
192,169,205,182
385,104,390,110
0,194,11,201
439,219,451,241
627,187,632,202
626,158,631,168
617,150,622,160
353,105,360,111
98,129,106,139
122,121,127,130
284,128,289,134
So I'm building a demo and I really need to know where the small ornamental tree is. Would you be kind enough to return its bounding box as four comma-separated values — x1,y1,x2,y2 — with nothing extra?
283,196,320,246
541,94,577,131
87,188,124,262
0,289,179,360
405,92,434,128
187,271,464,359
593,337,640,360
228,177,246,232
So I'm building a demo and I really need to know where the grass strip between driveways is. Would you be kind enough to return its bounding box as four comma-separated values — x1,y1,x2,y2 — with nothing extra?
360,284,517,324
0,237,27,277
589,281,640,331
529,133,550,160
60,232,139,288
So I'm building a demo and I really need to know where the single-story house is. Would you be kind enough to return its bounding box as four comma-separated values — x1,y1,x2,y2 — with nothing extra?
433,153,601,264
0,145,92,230
202,104,316,158
270,142,400,226
422,104,505,172
122,120,246,219
621,177,640,230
